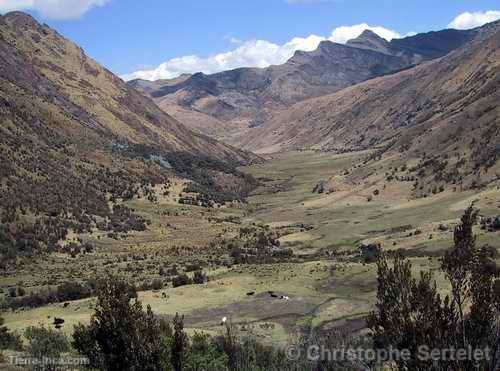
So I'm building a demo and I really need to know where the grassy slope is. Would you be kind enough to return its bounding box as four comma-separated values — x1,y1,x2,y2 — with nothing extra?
3,151,499,346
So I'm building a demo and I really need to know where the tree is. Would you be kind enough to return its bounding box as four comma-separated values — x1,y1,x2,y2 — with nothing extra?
367,253,456,369
441,206,477,348
369,207,499,370
171,313,187,371
172,274,191,288
492,279,500,369
73,276,172,371
192,270,206,285
184,332,228,371
24,325,70,371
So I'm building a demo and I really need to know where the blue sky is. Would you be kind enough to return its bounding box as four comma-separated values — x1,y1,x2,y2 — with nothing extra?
1,0,499,80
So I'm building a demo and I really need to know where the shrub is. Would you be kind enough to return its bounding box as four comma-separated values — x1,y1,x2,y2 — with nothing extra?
3,281,95,310
0,317,23,351
192,270,206,285
140,278,164,291
368,207,499,370
185,332,227,371
72,277,172,371
172,274,191,288
185,262,202,272
24,325,70,370
7,287,17,298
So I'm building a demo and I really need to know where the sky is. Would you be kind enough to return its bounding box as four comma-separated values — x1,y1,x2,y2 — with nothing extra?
1,0,499,81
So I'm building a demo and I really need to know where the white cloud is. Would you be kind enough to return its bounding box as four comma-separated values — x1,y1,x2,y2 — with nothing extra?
0,0,110,19
223,35,243,45
448,10,500,30
122,24,401,81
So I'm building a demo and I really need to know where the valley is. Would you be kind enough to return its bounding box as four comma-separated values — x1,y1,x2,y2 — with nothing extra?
0,7,499,370
3,150,499,346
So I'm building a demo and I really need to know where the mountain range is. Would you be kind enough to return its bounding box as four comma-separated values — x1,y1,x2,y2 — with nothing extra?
130,26,478,139
1,10,499,260
130,19,500,196
240,22,500,196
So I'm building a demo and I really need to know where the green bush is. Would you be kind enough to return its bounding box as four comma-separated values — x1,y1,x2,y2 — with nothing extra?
172,274,192,288
192,270,206,285
0,317,23,351
24,325,70,371
72,277,172,371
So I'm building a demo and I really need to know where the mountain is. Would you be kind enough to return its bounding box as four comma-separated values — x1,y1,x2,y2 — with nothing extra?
345,30,393,55
0,12,254,163
130,27,476,138
237,22,500,195
0,12,258,265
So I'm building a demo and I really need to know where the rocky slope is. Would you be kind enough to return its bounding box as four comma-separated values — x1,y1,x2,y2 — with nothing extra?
0,12,258,265
239,23,500,195
130,27,476,138
0,12,255,163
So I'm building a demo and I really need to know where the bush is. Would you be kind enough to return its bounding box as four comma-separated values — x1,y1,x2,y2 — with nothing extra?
0,317,23,351
3,281,95,310
17,286,26,297
172,274,191,288
185,332,227,371
72,277,172,371
24,325,70,370
368,207,499,370
185,262,202,272
192,270,206,285
140,278,164,291
8,287,16,298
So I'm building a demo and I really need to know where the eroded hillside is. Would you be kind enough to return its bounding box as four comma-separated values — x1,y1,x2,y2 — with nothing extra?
130,27,476,138
0,12,259,268
238,23,500,196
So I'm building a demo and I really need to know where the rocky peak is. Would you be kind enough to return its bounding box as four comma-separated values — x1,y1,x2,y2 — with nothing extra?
1,11,40,29
346,29,392,54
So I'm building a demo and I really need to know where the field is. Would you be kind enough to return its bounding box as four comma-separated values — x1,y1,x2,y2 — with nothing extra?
2,150,500,346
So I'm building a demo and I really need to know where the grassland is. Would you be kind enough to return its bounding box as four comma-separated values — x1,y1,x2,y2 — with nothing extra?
2,150,500,346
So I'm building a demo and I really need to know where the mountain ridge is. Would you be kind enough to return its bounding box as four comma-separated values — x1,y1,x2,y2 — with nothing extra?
130,25,477,138
0,11,256,164
236,23,500,195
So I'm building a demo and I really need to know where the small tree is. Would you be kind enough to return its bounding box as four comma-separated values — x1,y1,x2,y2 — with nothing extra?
367,253,456,369
171,313,187,371
369,206,499,370
24,325,70,371
73,276,172,371
192,270,206,285
172,274,192,288
185,332,228,371
441,206,478,348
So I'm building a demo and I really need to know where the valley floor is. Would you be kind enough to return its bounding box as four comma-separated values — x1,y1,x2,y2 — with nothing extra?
2,150,500,346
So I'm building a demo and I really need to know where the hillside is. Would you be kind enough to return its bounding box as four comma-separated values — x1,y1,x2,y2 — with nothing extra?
130,27,476,138
0,12,258,267
238,23,500,195
0,12,256,163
